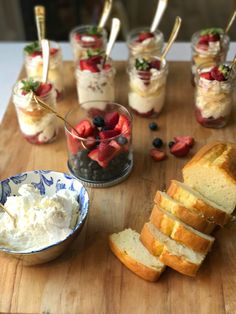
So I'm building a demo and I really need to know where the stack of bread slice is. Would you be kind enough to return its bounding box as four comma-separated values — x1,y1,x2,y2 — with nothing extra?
109,142,236,281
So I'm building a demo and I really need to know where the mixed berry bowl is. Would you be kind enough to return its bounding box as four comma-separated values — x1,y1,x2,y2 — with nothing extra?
65,101,133,187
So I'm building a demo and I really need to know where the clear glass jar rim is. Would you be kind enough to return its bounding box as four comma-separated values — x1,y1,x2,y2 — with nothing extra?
64,101,132,141
70,24,107,36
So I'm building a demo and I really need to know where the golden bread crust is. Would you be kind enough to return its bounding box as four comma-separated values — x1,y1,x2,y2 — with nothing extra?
154,191,215,234
150,205,214,253
167,180,230,226
108,235,164,282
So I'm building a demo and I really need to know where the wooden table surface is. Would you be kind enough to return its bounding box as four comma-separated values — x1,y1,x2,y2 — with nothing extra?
0,61,235,314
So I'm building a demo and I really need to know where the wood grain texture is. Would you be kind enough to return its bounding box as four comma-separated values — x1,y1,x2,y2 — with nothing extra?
0,61,235,314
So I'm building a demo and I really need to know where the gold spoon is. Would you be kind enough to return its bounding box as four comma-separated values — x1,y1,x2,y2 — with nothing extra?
150,0,168,33
102,17,121,67
225,10,236,34
41,39,50,83
0,203,16,227
98,0,113,28
160,16,182,63
34,5,46,41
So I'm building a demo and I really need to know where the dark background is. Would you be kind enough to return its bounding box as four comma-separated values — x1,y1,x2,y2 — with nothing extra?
1,0,236,41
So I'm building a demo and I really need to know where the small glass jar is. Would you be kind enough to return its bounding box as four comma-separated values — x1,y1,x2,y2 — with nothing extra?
191,31,230,85
194,62,235,128
24,41,64,100
75,58,115,106
70,25,107,63
127,27,164,60
65,101,133,188
12,79,58,144
127,56,168,118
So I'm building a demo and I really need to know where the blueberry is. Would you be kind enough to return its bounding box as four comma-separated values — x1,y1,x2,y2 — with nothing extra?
149,122,158,131
93,116,105,127
117,136,128,145
168,141,175,148
152,138,163,148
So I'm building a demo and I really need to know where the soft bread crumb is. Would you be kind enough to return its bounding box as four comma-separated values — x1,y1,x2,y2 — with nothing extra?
110,228,164,270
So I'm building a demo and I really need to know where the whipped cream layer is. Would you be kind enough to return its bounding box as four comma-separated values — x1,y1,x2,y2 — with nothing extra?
0,184,79,252
128,67,167,114
129,35,163,57
195,77,232,119
76,68,115,108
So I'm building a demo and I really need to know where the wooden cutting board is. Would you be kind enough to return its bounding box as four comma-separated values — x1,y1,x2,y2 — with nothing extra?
0,61,235,314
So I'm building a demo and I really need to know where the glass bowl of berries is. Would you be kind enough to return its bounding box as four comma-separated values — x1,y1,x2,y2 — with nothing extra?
127,56,168,118
195,61,235,128
127,27,164,60
70,25,107,63
191,28,230,85
65,101,133,187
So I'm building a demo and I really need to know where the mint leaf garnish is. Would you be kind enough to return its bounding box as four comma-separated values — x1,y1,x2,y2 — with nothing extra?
135,58,150,71
24,41,41,55
21,78,40,94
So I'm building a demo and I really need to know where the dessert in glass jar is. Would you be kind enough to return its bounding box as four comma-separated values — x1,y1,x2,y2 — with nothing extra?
65,101,133,187
195,62,235,128
128,56,168,117
70,25,107,63
75,51,115,107
127,27,164,59
24,41,64,100
191,28,230,84
12,78,58,144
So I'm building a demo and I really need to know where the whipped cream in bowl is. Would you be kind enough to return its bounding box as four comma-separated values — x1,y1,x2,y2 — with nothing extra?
0,170,89,265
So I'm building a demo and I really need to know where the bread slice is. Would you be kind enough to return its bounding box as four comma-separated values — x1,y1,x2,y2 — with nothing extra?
167,180,231,226
150,205,215,253
109,228,166,281
154,191,215,234
140,222,206,277
183,142,236,214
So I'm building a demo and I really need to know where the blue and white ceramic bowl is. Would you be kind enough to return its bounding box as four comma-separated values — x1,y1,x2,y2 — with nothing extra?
0,170,89,265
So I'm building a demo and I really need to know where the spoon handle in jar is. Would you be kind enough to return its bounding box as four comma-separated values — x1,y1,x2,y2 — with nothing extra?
150,0,168,33
161,16,182,62
42,39,50,83
225,10,236,34
103,17,120,66
34,5,45,41
98,0,113,28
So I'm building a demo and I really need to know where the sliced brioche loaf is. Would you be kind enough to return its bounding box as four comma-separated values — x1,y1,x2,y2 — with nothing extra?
150,205,214,253
154,191,215,234
183,142,236,214
167,180,231,226
140,222,206,277
109,228,165,281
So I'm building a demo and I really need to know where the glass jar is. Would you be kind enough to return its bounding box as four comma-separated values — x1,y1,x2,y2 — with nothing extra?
70,25,107,64
127,56,168,118
24,41,64,100
75,57,115,106
194,62,235,128
191,31,230,85
65,101,133,188
12,79,58,144
127,27,164,60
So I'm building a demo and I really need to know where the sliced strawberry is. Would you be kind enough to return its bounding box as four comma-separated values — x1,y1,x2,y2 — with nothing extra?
200,71,214,80
75,120,94,138
31,51,42,57
114,114,131,136
138,71,151,82
99,130,120,140
149,149,166,161
74,33,82,41
109,140,122,150
50,48,59,55
35,83,52,97
79,59,99,73
150,60,161,70
67,129,81,155
174,136,195,148
198,35,209,45
88,148,108,168
210,66,226,81
89,108,105,118
170,141,190,157
98,143,116,161
83,136,96,149
104,112,119,129
208,34,220,42
137,32,154,42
